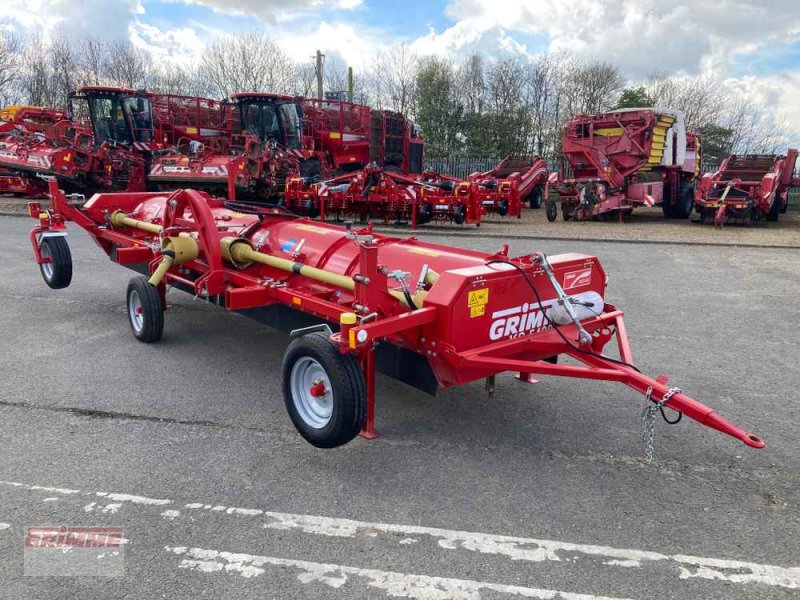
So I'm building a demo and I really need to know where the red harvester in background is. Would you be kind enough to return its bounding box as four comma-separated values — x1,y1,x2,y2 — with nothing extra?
694,149,799,226
549,108,701,222
468,155,549,217
0,86,229,195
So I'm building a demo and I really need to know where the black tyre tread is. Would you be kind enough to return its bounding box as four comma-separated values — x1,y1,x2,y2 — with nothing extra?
528,185,543,209
282,332,365,448
40,237,72,289
126,276,164,343
766,197,780,222
545,199,558,222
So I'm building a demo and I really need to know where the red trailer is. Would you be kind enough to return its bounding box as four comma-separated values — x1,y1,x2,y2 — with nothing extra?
694,150,798,226
468,155,549,216
549,109,701,222
26,179,764,453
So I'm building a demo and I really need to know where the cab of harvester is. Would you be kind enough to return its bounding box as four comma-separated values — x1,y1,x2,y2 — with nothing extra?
69,86,155,149
231,93,304,151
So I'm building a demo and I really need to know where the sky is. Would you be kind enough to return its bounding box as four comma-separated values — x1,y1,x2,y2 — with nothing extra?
1,0,799,145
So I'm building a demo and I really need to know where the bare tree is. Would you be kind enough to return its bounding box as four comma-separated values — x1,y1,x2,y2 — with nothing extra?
201,33,294,99
49,36,80,109
103,40,149,89
371,44,417,117
458,53,485,115
78,37,105,86
19,33,54,108
561,59,624,117
0,31,23,105
645,73,726,131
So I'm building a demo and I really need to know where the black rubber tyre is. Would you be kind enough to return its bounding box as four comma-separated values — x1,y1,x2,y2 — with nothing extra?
126,276,164,343
545,199,558,222
39,236,72,289
780,200,788,214
497,200,508,216
304,199,319,219
664,181,694,219
416,203,432,225
528,185,544,209
453,204,466,225
282,332,366,448
766,197,781,222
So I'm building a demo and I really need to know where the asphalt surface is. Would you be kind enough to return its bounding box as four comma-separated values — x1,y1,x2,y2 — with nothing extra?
0,216,798,599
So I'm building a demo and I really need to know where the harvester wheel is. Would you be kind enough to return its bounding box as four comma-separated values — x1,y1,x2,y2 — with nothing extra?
416,203,432,225
497,200,509,216
126,277,164,343
545,199,558,222
282,332,366,448
453,204,467,225
528,185,543,209
39,236,72,289
664,182,694,219
766,197,780,222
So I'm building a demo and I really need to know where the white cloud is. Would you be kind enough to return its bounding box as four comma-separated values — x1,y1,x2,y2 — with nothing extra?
129,21,206,67
163,0,363,21
0,0,142,41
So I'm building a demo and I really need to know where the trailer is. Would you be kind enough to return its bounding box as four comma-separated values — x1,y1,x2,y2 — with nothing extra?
26,179,764,453
549,108,701,222
468,155,549,216
694,150,798,226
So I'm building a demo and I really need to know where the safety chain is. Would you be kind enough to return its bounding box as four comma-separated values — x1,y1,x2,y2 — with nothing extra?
641,386,683,461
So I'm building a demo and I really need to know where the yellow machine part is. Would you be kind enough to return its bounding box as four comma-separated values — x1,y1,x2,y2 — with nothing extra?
639,115,676,172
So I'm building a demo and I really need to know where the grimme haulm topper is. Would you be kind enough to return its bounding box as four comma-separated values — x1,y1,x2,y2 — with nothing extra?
27,180,764,451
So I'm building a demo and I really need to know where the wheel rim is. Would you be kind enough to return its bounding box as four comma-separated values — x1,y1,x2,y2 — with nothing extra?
128,290,144,333
40,242,53,280
290,357,333,429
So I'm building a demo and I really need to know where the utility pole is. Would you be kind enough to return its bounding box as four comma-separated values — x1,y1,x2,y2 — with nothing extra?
314,50,325,100
347,67,354,103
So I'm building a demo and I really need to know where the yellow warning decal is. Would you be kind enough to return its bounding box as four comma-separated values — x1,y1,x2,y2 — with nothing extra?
470,304,486,318
468,288,489,317
408,247,441,257
296,224,330,234
329,132,341,139
185,127,198,134
292,296,302,306
594,127,624,137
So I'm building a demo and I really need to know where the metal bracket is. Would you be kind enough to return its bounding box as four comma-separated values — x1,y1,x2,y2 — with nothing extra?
289,323,333,338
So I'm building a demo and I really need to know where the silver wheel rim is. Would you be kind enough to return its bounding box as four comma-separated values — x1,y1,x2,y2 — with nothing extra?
290,357,333,429
128,290,144,333
40,242,53,280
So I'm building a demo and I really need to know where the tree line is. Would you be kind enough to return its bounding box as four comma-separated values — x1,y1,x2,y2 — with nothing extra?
0,30,788,165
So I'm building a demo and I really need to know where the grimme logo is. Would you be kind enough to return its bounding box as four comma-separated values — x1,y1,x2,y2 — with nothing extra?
563,267,592,291
489,300,556,341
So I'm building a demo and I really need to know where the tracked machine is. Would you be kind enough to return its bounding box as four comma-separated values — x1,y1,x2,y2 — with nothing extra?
25,179,764,453
549,109,701,222
694,149,798,226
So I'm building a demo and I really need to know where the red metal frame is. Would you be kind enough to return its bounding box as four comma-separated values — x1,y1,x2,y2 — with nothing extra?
27,180,765,451
695,149,798,226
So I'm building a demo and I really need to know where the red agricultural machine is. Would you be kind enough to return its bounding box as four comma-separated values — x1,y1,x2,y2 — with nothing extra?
0,86,229,196
26,179,765,453
468,155,549,217
548,108,701,222
284,165,482,227
694,150,799,226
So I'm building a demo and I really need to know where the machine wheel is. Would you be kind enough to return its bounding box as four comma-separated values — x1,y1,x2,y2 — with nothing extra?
39,236,72,289
282,332,366,448
453,204,466,225
497,200,509,216
664,182,694,219
545,199,558,222
416,203,432,225
766,197,781,222
126,277,164,343
528,185,544,209
304,199,319,219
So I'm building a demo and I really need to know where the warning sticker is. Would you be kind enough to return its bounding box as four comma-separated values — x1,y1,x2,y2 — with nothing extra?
296,224,330,235
467,288,489,318
408,247,441,257
468,288,489,307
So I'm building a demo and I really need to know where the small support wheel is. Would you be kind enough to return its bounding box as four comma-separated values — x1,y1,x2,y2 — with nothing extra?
39,236,72,289
545,199,558,222
497,200,508,216
528,185,543,209
282,332,366,448
453,204,466,225
126,276,164,343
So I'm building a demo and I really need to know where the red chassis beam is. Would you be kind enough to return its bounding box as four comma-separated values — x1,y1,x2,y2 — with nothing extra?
28,180,765,451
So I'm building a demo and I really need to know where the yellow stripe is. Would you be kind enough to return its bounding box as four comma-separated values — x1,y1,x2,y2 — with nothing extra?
593,127,624,137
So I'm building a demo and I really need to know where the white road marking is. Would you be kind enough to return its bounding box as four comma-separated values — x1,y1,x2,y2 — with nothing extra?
3,479,798,590
161,510,181,520
164,545,630,600
0,523,10,531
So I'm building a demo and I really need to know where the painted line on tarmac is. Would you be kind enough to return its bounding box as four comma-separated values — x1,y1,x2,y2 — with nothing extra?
2,479,798,590
164,545,629,600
